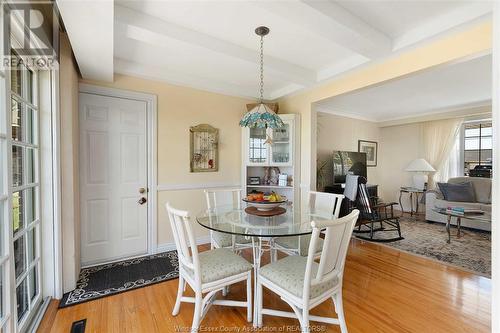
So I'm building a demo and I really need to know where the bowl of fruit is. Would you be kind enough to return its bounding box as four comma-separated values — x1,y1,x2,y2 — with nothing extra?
243,191,287,211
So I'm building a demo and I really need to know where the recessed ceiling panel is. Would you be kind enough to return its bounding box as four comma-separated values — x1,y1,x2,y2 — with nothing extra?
117,0,357,71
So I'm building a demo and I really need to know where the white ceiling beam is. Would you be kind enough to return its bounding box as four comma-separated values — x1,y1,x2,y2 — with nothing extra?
114,58,256,99
114,5,315,86
114,34,304,99
256,0,392,59
393,2,492,51
56,0,113,82
317,54,369,81
268,84,305,100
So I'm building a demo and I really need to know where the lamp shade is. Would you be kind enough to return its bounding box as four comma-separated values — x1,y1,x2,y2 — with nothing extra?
404,158,436,172
239,103,284,129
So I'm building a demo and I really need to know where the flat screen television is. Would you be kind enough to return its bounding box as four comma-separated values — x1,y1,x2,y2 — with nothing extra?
332,151,367,183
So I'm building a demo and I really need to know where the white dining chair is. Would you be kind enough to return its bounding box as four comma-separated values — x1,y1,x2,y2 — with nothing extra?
167,203,253,332
204,189,253,252
272,191,344,258
257,209,360,333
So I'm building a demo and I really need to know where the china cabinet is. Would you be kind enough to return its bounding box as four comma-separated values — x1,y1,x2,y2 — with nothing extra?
242,114,300,203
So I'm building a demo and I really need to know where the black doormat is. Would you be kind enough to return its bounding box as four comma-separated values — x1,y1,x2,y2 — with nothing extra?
59,251,179,308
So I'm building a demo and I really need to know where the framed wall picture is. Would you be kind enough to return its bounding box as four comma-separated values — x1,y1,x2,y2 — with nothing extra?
358,140,378,167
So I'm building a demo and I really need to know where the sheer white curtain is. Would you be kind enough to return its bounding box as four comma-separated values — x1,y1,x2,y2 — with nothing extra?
421,118,464,188
439,133,461,182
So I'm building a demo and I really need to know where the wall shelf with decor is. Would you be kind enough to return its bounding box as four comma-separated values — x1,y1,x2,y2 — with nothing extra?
241,114,300,204
190,124,219,172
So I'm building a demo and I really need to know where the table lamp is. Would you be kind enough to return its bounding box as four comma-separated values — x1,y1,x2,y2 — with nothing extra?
404,158,435,190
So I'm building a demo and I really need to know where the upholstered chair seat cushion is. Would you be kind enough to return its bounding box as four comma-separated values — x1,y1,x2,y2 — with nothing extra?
274,235,323,256
185,248,252,283
260,255,338,299
212,232,252,248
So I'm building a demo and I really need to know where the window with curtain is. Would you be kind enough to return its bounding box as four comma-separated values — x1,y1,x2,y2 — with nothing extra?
463,121,492,175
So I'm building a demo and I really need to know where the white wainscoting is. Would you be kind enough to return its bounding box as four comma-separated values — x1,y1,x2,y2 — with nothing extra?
157,183,241,192
155,183,240,254
156,236,211,253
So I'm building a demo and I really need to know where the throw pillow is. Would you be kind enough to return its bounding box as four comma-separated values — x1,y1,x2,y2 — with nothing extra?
437,182,476,202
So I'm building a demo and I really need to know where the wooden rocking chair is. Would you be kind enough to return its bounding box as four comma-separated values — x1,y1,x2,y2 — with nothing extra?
352,179,403,242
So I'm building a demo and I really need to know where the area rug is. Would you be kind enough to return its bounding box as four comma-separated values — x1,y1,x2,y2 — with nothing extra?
359,217,491,277
59,251,179,308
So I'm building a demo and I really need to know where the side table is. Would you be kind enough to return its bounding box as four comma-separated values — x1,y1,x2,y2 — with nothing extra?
399,187,425,218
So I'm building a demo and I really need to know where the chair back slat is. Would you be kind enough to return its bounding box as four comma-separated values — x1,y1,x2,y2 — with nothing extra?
303,210,360,299
357,183,372,215
308,191,344,217
166,203,200,278
205,188,242,211
204,189,242,249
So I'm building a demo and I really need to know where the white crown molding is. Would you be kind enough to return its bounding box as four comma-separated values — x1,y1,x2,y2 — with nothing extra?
376,101,492,126
315,107,377,123
317,101,492,127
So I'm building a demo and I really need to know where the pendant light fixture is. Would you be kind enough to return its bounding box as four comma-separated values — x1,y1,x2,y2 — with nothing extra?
239,26,284,129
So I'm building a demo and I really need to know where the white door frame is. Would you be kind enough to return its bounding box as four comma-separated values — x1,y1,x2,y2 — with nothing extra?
78,83,158,256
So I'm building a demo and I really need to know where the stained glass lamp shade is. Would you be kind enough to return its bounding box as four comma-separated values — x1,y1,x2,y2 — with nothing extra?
239,103,284,129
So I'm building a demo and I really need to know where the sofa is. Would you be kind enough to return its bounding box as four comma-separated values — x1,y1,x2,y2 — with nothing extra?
425,176,492,231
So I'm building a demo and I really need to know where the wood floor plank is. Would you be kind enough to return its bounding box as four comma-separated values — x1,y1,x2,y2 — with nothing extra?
37,239,491,333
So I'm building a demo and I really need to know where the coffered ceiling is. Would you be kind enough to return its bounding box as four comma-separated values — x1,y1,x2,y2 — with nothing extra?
58,0,492,100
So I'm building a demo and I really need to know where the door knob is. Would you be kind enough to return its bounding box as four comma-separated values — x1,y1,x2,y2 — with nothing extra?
138,197,147,205
139,187,146,194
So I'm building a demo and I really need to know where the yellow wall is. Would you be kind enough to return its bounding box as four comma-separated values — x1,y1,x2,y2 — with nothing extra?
378,107,492,208
80,74,253,245
378,122,422,208
316,113,380,190
278,21,492,194
317,108,492,212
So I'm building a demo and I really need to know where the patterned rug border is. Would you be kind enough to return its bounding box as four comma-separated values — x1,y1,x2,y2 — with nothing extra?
365,239,491,279
59,251,179,308
355,219,491,278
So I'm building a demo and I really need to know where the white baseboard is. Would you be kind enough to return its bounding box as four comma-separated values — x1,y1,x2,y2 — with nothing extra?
156,235,211,253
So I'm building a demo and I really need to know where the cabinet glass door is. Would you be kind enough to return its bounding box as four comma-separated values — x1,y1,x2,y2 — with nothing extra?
248,127,268,164
271,122,291,165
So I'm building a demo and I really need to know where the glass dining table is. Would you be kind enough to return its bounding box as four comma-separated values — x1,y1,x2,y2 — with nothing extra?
196,203,333,326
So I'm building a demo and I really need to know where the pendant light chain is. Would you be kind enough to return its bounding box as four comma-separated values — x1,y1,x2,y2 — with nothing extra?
259,35,264,103
239,26,284,129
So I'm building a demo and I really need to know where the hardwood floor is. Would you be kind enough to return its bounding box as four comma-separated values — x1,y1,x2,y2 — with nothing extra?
38,239,491,333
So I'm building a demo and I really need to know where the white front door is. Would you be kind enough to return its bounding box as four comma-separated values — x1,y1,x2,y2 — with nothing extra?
79,93,148,265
